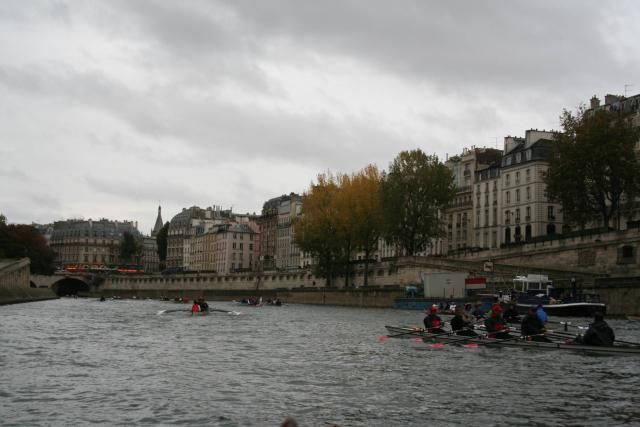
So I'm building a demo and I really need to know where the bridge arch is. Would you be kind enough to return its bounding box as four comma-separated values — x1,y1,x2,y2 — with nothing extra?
51,277,90,296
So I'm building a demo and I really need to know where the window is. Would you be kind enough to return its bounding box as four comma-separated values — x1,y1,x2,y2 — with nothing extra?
516,189,520,202
493,208,497,226
484,209,489,227
526,168,531,181
485,182,489,192
485,194,489,206
240,243,243,250
515,171,520,184
515,209,520,221
505,210,510,225
249,244,253,251
526,206,531,220
516,152,521,163
232,242,236,249
506,191,510,204
476,211,480,227
505,174,510,186
526,187,531,200
548,206,555,220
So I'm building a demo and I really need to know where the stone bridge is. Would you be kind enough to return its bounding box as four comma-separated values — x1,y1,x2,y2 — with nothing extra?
31,273,95,296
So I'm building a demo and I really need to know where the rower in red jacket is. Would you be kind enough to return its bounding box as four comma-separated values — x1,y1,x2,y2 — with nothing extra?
484,304,511,339
423,306,445,334
191,300,201,315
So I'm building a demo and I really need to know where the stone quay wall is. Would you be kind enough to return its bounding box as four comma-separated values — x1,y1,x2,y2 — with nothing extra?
0,258,58,305
595,277,640,317
450,228,640,277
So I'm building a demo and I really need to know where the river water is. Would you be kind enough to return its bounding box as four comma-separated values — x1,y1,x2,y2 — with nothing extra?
1,298,639,426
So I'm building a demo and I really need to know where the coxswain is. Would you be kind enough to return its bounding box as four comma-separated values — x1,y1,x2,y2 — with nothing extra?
191,300,201,315
484,304,511,339
575,312,615,347
450,305,478,337
503,302,521,323
423,306,445,334
520,307,551,342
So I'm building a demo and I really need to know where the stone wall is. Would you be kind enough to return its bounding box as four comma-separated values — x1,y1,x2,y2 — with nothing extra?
0,258,58,305
595,277,640,317
0,258,30,288
449,228,640,276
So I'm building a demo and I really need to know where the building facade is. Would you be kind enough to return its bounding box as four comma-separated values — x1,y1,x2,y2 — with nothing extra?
276,193,303,270
49,218,140,268
501,130,562,244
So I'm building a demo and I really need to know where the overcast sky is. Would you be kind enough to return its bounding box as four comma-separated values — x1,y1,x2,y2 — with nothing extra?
1,1,639,234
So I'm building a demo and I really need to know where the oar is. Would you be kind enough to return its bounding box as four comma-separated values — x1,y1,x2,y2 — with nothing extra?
380,327,425,340
470,332,549,347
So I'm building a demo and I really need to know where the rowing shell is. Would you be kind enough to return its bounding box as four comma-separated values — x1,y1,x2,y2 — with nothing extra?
384,325,640,356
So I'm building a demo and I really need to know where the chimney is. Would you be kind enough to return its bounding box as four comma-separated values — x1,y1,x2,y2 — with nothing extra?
590,96,600,109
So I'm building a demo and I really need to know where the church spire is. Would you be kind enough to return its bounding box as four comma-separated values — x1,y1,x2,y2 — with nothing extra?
152,205,163,237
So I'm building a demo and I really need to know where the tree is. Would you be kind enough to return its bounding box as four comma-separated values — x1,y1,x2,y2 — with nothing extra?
349,165,384,286
156,222,169,270
294,173,343,286
120,231,142,265
381,149,456,255
0,218,55,274
545,107,640,230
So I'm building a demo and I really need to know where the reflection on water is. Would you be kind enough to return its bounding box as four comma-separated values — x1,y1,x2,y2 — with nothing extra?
1,298,639,426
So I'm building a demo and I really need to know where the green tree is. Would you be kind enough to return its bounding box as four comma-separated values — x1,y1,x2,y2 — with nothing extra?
156,222,169,270
545,108,640,230
381,149,456,255
120,231,142,265
0,218,55,274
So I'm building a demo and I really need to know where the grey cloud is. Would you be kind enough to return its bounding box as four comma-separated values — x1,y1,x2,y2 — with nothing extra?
84,175,208,205
227,0,638,93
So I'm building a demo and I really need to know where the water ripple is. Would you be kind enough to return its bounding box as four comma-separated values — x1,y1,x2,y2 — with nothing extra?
1,299,639,426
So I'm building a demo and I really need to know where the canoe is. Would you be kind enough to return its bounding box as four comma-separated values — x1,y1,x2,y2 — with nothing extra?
384,325,640,355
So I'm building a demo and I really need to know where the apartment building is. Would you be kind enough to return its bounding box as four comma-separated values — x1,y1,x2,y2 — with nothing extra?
501,130,562,243
49,218,140,268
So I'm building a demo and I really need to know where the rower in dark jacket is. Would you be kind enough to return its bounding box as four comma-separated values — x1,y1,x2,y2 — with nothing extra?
520,307,551,342
450,305,478,337
484,305,511,339
423,306,445,334
503,303,521,323
577,312,615,346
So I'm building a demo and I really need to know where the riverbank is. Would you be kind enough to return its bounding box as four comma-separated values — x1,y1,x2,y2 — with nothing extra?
86,286,405,308
0,284,58,306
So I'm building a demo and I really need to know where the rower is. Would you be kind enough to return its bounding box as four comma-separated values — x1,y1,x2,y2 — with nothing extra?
472,302,485,319
191,300,201,315
536,304,549,325
450,305,478,337
484,304,510,339
575,312,615,347
423,306,445,334
199,298,209,312
503,302,520,323
521,307,551,342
